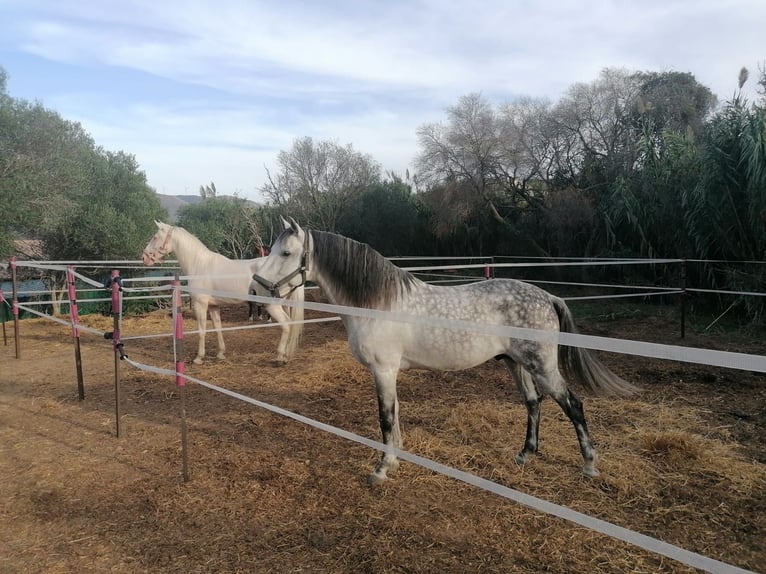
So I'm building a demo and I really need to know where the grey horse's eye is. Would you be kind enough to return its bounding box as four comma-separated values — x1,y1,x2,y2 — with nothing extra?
282,250,290,257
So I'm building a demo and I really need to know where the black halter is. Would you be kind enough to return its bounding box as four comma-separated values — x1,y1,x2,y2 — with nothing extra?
252,230,310,298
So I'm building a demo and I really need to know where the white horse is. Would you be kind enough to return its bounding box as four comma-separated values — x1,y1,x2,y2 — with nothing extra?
253,218,636,484
142,221,303,365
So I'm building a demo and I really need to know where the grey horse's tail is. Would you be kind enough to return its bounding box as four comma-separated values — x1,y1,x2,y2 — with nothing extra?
552,296,638,397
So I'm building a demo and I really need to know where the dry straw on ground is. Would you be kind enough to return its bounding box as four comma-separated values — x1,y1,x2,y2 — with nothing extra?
1,302,764,573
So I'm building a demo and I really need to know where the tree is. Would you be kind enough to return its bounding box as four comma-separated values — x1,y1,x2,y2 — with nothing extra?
261,136,381,231
551,69,643,196
0,66,17,255
176,196,267,259
606,70,755,262
539,187,596,257
338,178,432,255
609,130,702,258
416,93,507,226
1,66,165,266
415,93,552,255
631,71,717,138
1,67,166,312
686,92,766,262
547,69,719,257
35,149,165,262
0,71,96,257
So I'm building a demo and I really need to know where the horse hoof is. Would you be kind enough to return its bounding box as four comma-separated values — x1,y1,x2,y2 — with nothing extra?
583,453,599,477
193,357,204,365
217,354,226,361
583,466,600,478
367,472,387,486
514,453,528,466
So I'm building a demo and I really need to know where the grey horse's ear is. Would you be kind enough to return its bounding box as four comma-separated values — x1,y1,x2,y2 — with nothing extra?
154,220,162,227
287,217,302,234
280,216,291,230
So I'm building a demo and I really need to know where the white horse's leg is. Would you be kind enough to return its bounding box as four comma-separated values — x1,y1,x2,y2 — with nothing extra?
264,293,303,363
193,298,207,365
284,287,304,357
265,304,290,363
209,306,226,360
369,366,402,486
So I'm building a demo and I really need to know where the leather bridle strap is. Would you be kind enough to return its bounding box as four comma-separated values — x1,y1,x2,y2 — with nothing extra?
159,226,175,255
252,231,310,298
143,226,175,264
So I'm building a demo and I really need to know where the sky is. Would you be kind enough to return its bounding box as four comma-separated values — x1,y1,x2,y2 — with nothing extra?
0,1,764,202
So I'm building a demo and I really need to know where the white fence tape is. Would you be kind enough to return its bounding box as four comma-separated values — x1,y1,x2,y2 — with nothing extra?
15,303,105,337
184,286,766,374
121,316,342,341
688,287,766,298
70,270,108,289
13,262,67,272
402,259,684,272
524,279,682,291
564,290,680,301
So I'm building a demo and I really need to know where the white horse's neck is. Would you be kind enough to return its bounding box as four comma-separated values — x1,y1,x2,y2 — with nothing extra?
169,227,222,273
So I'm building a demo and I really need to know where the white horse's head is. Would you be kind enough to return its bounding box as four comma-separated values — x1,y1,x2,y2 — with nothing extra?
142,220,175,266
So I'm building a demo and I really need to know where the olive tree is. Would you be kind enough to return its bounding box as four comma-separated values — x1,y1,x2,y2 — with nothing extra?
177,195,267,259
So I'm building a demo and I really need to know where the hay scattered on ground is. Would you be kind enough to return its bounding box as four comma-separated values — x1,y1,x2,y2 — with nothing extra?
1,305,764,573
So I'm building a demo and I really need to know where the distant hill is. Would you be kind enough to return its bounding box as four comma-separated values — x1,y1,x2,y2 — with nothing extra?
156,194,258,222
156,194,202,221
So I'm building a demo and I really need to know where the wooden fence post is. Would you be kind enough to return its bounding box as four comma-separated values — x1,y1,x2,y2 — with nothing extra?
10,256,20,358
173,276,190,482
67,266,85,400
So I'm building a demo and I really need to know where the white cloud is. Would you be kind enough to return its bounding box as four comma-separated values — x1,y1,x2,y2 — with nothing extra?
13,0,766,98
132,143,275,198
58,94,421,199
3,0,765,201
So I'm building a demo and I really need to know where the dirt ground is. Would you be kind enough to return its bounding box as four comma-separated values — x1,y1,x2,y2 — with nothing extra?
1,299,765,574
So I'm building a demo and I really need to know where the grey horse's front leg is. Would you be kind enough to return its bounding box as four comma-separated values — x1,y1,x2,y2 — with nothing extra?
369,368,402,486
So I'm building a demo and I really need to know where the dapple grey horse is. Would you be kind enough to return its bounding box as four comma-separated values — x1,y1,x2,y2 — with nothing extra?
253,218,636,484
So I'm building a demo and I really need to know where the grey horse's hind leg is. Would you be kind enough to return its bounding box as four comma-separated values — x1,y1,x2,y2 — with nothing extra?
552,389,599,477
502,358,542,466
